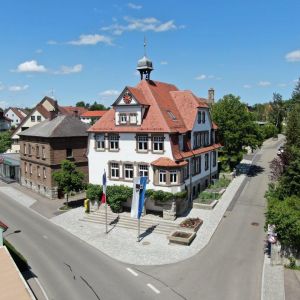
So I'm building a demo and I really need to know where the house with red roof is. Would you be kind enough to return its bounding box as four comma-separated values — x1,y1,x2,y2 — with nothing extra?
87,54,221,214
10,97,86,153
80,110,107,124
4,107,27,128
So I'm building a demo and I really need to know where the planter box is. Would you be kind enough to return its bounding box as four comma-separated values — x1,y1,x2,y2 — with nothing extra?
168,231,196,246
193,199,218,210
179,218,203,232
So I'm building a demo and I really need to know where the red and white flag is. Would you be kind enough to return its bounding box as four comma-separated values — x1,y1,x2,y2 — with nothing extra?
101,170,107,204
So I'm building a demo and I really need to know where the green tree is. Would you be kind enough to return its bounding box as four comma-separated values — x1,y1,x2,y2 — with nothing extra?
251,103,269,121
53,160,85,206
212,94,263,169
268,93,285,133
291,78,300,104
89,101,108,111
0,131,12,153
286,104,300,148
86,184,102,204
76,101,86,108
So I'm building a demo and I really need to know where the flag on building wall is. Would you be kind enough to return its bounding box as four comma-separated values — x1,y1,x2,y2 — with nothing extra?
101,170,107,204
131,176,147,219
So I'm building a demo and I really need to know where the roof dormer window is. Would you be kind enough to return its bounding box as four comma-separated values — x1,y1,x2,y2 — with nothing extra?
129,113,137,124
120,113,127,124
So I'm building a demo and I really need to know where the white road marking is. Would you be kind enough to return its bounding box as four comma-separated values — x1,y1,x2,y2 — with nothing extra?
147,283,160,294
126,267,138,277
43,235,48,239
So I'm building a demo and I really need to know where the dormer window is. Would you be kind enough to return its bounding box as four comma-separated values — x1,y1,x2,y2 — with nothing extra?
197,111,202,124
120,113,127,124
202,111,206,123
129,113,137,124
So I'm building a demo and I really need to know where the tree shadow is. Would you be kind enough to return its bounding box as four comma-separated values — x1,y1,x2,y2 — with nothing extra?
247,164,265,177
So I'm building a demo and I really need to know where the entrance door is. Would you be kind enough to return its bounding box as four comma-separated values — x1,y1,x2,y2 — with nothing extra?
10,166,15,179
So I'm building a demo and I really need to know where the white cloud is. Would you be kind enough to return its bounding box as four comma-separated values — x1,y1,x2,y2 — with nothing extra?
278,83,287,87
101,17,181,35
9,85,29,92
55,64,83,75
47,40,58,45
258,81,271,87
99,89,119,97
243,84,252,89
195,74,207,80
68,34,112,46
128,3,142,9
285,50,300,62
0,100,8,108
160,61,168,65
15,60,47,73
35,49,43,54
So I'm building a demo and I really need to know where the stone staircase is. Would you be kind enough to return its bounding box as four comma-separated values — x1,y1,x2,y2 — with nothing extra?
81,207,179,235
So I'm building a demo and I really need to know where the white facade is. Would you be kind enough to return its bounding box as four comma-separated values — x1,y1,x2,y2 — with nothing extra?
5,108,26,127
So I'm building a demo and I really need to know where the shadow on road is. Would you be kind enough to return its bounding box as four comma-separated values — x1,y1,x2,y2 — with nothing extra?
247,165,265,177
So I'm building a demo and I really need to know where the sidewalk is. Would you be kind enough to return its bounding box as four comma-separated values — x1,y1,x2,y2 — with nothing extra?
51,170,248,265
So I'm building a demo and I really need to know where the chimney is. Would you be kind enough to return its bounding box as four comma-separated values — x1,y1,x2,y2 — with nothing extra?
49,110,57,121
208,88,215,103
74,109,79,118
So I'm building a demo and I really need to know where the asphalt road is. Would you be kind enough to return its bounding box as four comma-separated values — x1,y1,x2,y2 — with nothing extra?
137,137,284,300
0,137,282,300
0,193,181,300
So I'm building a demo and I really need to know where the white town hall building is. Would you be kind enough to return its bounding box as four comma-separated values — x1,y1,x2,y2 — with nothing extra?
87,55,221,203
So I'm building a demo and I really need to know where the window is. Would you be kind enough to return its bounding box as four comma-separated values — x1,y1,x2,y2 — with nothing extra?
183,162,189,179
25,162,27,173
193,156,201,175
42,147,46,159
31,116,35,122
95,134,105,150
159,170,166,184
170,170,178,184
29,164,32,175
124,164,134,180
36,145,40,158
37,166,40,177
109,134,119,150
110,163,119,179
129,113,137,124
205,153,209,170
66,148,73,158
213,151,217,167
37,116,41,122
202,111,205,123
120,113,127,124
153,136,164,152
197,111,202,124
24,143,27,155
43,167,46,179
137,135,148,151
139,165,149,177
28,144,31,155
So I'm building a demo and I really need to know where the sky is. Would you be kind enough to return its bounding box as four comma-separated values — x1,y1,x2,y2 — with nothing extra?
0,0,299,109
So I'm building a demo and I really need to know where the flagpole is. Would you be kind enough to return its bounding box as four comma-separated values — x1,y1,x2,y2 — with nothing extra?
105,201,108,234
137,218,140,242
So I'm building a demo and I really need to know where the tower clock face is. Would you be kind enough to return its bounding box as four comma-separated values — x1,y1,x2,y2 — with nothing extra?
123,91,132,104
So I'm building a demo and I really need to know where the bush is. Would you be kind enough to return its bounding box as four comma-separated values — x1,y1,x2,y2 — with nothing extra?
4,239,29,272
261,123,278,140
198,191,220,200
86,184,102,203
106,185,133,212
209,177,230,189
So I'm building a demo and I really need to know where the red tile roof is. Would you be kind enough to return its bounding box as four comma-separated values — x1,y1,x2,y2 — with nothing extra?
81,110,107,118
89,80,209,134
60,106,87,116
0,221,8,231
151,157,188,167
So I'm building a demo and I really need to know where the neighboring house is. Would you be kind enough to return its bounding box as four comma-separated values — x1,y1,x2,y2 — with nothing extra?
87,55,221,210
80,110,107,124
0,109,12,131
0,153,20,183
11,96,85,153
19,114,89,199
60,106,87,117
5,107,27,127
